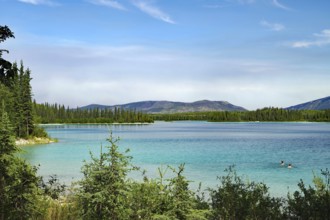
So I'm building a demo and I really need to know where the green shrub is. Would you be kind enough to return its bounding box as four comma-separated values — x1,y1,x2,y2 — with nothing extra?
33,196,80,220
32,125,49,138
286,169,330,219
209,165,283,220
186,209,211,220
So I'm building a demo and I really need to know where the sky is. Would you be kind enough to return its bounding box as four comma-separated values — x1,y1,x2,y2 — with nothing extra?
1,0,330,110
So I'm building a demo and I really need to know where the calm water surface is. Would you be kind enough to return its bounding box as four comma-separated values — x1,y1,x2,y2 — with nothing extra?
22,121,330,197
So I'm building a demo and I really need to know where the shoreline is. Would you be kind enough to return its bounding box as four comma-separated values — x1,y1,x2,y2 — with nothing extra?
40,122,153,126
16,137,57,146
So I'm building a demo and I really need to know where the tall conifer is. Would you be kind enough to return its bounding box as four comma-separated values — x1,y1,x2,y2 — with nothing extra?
20,66,34,137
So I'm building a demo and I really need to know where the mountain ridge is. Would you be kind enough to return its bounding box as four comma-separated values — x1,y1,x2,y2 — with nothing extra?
80,100,247,113
286,96,330,110
80,96,330,113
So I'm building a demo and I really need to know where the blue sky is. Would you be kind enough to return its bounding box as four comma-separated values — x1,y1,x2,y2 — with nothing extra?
1,0,330,109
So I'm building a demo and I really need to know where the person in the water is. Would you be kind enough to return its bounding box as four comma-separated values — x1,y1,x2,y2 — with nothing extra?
288,163,292,169
280,160,285,166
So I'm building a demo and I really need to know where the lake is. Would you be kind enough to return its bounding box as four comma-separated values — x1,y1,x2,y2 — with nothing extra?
21,121,330,197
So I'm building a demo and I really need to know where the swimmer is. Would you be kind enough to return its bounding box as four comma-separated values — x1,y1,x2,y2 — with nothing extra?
280,160,285,166
288,163,292,169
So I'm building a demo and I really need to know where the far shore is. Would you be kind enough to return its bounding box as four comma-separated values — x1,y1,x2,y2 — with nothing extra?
39,122,153,125
15,137,57,146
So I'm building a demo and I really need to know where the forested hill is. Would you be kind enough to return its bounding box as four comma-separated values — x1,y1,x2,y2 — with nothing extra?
80,100,247,113
287,96,330,110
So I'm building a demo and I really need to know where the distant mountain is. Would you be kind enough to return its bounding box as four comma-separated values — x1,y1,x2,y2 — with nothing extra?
80,100,247,113
286,96,330,110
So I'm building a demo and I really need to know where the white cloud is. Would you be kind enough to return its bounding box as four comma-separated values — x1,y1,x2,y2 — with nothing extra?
0,46,301,108
291,29,330,48
314,29,330,38
18,0,58,6
87,0,126,10
272,0,290,10
132,0,175,24
260,20,285,31
6,34,330,110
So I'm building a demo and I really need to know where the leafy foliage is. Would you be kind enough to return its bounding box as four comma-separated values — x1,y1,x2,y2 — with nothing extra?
209,166,283,220
128,164,205,220
287,169,330,219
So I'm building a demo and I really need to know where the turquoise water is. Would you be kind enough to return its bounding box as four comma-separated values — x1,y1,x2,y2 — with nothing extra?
22,121,330,197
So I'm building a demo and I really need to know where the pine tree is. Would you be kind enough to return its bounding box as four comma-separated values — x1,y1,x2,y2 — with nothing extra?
77,133,133,220
10,62,23,137
20,66,34,137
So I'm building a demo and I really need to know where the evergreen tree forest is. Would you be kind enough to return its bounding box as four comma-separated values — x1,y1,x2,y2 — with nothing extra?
33,103,153,124
33,105,330,124
152,108,330,122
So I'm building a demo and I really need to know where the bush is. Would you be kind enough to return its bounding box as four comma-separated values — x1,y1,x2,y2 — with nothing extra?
32,125,49,138
209,165,283,220
33,196,80,220
286,169,330,219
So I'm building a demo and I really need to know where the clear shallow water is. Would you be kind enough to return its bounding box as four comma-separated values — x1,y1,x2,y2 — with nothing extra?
21,121,330,197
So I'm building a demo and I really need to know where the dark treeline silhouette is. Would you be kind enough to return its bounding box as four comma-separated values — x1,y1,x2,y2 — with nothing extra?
152,107,330,122
33,102,154,124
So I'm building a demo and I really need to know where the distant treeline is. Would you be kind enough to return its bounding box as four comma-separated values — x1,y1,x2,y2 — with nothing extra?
35,105,330,124
151,107,330,122
33,102,154,124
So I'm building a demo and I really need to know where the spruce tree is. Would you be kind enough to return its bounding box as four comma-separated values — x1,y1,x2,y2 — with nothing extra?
20,66,34,137
77,133,133,220
10,62,23,137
